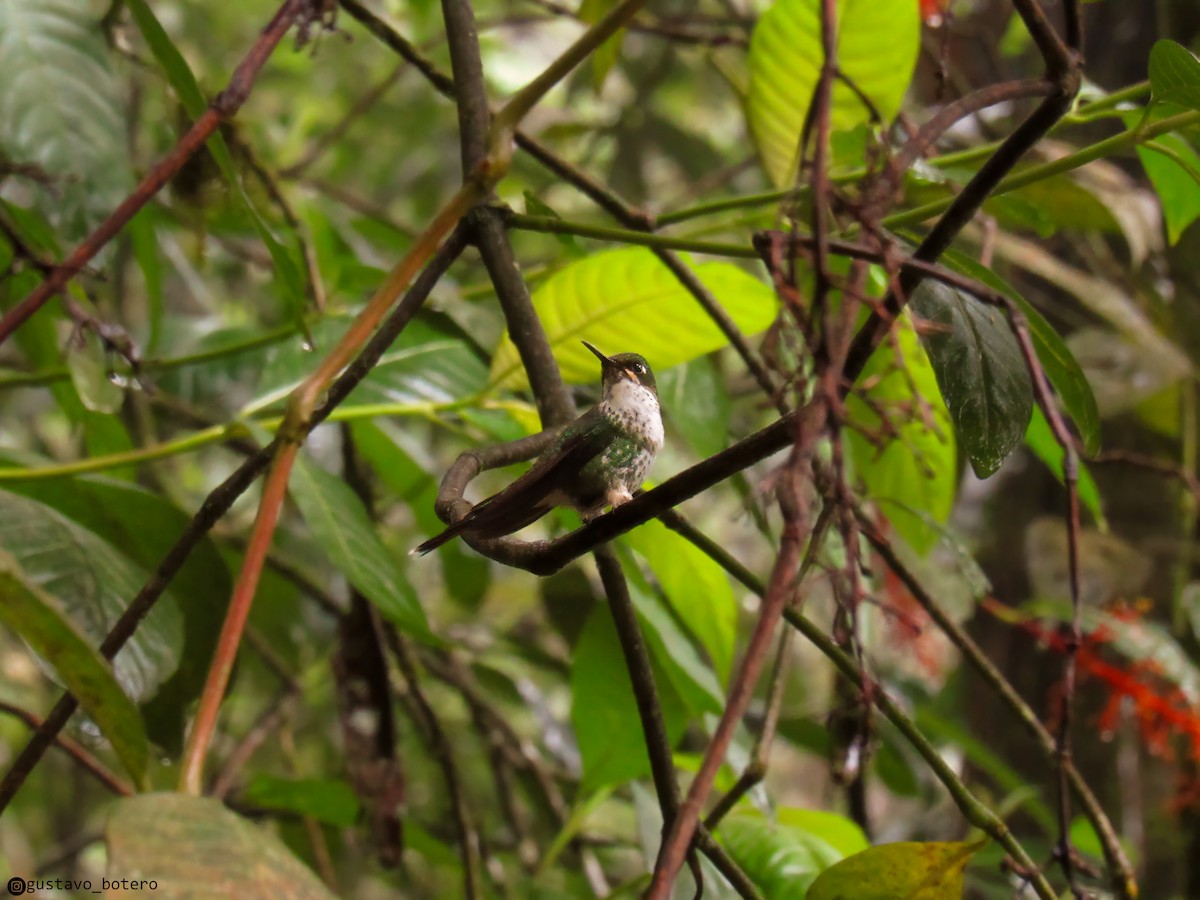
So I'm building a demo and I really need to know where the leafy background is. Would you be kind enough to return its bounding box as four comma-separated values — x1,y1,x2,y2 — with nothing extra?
0,0,1199,897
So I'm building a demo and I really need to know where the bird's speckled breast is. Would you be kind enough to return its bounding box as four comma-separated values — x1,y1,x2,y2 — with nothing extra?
598,380,663,490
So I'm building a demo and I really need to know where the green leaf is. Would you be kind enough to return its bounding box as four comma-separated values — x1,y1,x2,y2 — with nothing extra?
106,793,337,899
351,420,490,607
619,549,724,715
571,603,688,793
1148,40,1200,111
0,551,148,783
1023,406,1105,525
1138,131,1200,244
625,519,738,683
747,0,920,187
657,356,733,459
128,208,165,353
242,776,361,828
67,328,124,414
807,840,984,900
0,489,183,704
579,0,627,92
937,247,1101,454
257,316,487,413
845,319,956,555
717,810,846,898
523,191,584,257
290,454,434,642
0,473,232,750
911,278,1032,477
0,0,131,235
489,248,777,389
126,0,308,324
777,807,870,858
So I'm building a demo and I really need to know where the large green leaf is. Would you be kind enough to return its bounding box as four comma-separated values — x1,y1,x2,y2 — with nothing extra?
911,279,1032,477
937,247,1101,454
0,552,148,783
845,320,956,555
257,316,487,413
106,793,337,899
619,549,725,716
489,248,777,389
717,809,848,898
0,489,183,704
570,603,689,793
1148,39,1200,112
0,0,131,235
290,454,434,642
807,840,984,900
0,473,233,750
625,519,738,684
747,0,920,187
777,807,870,858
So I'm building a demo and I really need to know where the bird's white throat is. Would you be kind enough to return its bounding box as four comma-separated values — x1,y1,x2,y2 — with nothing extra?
602,379,664,450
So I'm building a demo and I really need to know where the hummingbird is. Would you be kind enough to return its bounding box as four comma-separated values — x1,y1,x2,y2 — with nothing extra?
414,341,663,554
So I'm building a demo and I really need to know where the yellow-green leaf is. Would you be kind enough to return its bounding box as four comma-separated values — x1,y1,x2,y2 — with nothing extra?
106,793,337,899
748,0,920,187
489,248,777,389
807,840,984,900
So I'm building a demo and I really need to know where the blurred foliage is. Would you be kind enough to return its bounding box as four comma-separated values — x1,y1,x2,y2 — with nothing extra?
1,0,1200,897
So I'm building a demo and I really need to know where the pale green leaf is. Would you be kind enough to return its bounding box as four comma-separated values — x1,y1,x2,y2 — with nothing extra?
0,489,183,704
579,0,626,92
0,551,148,783
67,328,124,414
0,0,131,235
625,519,738,684
747,0,920,187
571,604,688,792
489,248,777,389
717,809,846,898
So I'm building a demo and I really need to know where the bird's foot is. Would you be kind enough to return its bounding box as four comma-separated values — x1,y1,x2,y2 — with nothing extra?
606,486,634,509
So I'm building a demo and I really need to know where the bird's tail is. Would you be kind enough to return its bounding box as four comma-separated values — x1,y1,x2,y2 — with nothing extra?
410,500,555,556
410,520,470,556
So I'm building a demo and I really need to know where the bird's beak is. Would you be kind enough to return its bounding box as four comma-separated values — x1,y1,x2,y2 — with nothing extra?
581,340,613,369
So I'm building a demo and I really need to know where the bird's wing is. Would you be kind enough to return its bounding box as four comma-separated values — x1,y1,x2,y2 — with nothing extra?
414,409,609,553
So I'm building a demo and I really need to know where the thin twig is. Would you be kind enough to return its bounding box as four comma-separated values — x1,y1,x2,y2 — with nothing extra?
0,701,134,797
